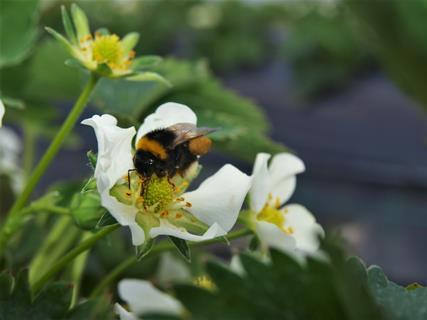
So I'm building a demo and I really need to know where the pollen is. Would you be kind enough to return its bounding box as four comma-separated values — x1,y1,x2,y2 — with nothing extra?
142,176,174,212
175,213,183,219
257,204,293,235
185,202,192,208
193,276,215,291
91,34,124,68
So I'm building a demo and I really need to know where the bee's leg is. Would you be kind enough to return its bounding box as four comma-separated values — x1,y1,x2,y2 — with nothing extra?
127,169,137,190
167,176,176,191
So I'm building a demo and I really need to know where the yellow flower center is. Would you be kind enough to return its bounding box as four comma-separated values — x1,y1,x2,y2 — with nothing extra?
91,34,124,67
142,176,175,212
256,195,294,235
193,276,215,291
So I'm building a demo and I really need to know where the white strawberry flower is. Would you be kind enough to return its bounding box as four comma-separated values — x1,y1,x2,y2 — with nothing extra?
247,152,324,261
82,102,251,246
115,279,183,320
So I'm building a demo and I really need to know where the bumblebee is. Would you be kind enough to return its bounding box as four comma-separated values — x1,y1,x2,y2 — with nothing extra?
132,123,215,181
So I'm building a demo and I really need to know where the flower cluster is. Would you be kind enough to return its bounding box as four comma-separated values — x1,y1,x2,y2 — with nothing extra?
83,103,251,246
46,4,162,80
83,102,323,256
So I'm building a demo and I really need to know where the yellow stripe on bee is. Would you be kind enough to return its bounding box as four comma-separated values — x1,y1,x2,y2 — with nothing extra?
136,138,168,160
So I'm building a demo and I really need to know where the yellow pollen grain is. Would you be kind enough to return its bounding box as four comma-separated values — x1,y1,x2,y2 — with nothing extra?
175,213,183,219
185,202,192,208
275,197,281,209
176,197,184,202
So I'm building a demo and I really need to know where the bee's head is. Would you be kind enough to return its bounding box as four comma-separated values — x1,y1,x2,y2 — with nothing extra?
133,150,157,177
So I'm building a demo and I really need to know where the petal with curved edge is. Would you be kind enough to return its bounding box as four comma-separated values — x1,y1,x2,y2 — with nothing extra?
249,153,271,212
114,303,139,320
129,223,145,246
136,102,197,143
269,176,296,207
268,153,305,206
150,221,226,242
82,114,141,243
81,114,135,191
283,204,324,253
118,279,182,316
0,99,5,127
182,164,251,232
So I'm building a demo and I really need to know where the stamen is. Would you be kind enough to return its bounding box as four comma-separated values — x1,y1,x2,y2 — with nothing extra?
185,202,192,208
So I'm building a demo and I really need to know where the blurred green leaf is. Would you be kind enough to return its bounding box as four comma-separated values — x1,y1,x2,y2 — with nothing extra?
92,58,286,162
367,266,427,320
0,0,39,68
171,240,385,320
169,236,191,262
24,39,83,100
347,0,427,111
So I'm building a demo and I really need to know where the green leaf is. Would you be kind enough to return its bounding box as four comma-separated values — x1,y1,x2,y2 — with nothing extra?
173,240,385,320
92,58,287,162
347,0,427,111
168,236,191,262
32,282,73,318
0,272,13,300
0,0,39,68
136,238,154,261
23,39,82,100
367,265,427,320
68,297,114,320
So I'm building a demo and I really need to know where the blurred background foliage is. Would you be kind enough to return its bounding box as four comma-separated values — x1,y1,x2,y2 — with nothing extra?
1,0,427,316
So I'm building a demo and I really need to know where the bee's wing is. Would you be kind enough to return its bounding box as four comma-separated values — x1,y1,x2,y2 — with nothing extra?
168,123,218,148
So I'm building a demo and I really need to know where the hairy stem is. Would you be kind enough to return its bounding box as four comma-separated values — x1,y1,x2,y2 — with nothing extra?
31,224,119,295
0,74,99,256
90,227,252,297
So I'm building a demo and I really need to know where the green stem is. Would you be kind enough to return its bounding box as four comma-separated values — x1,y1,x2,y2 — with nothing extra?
23,125,36,179
0,74,99,256
70,232,92,309
89,227,252,298
31,224,119,295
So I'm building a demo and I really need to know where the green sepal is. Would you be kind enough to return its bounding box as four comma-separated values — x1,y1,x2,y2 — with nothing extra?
136,238,154,261
70,4,90,41
61,5,77,45
125,72,172,87
96,62,113,77
65,58,85,70
96,211,118,229
169,236,191,262
132,55,163,70
249,235,260,251
121,32,140,54
86,150,97,169
45,27,74,54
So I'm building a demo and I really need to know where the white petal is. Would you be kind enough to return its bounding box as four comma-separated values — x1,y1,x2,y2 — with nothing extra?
249,153,271,212
82,114,140,239
118,279,182,316
182,164,251,232
255,220,297,255
268,153,305,206
0,99,4,127
150,221,226,242
114,303,139,320
283,204,324,253
269,176,296,206
136,102,197,143
129,223,145,246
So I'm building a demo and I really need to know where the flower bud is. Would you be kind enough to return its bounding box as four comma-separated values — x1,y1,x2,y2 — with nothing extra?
71,190,106,230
